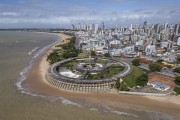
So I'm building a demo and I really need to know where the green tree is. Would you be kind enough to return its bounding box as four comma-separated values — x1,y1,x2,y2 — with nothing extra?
174,76,180,85
136,73,148,86
149,63,162,72
91,51,96,56
115,79,120,89
104,53,110,57
132,59,140,66
177,57,180,62
174,87,180,95
157,59,164,63
173,67,180,73
47,51,61,64
163,47,167,53
115,80,129,91
62,51,78,59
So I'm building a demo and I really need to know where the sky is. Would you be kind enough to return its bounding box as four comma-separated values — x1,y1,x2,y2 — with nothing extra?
0,0,180,28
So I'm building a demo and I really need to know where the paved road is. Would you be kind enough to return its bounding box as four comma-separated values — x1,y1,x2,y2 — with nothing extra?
48,57,133,84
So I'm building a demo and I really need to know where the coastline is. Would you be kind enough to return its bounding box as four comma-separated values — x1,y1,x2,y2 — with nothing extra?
23,33,180,119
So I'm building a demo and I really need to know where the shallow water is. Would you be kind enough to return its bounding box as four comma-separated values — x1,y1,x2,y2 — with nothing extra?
0,31,177,120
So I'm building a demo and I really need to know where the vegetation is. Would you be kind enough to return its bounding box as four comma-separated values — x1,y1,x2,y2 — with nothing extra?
123,66,144,87
157,59,164,63
136,73,148,86
115,80,129,91
109,68,123,75
109,63,121,67
174,87,180,95
132,58,140,66
87,68,124,80
47,35,80,64
61,50,79,59
55,44,63,48
176,57,180,64
64,61,79,70
174,76,180,85
47,51,62,64
177,57,180,63
91,51,96,56
62,32,73,36
149,63,162,72
78,52,89,57
60,36,79,59
104,53,110,57
173,67,180,73
163,47,167,53
87,74,100,79
96,58,108,63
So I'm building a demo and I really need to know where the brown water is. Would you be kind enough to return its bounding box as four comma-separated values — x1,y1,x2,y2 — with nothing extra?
0,31,177,120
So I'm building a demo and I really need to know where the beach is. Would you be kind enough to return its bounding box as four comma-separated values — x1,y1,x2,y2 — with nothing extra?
23,33,180,120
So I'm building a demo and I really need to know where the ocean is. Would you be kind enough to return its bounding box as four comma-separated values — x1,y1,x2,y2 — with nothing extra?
0,31,177,120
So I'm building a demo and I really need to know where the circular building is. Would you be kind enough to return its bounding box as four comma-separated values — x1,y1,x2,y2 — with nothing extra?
45,57,132,92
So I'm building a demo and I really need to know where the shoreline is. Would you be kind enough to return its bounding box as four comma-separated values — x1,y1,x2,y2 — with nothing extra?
23,33,180,119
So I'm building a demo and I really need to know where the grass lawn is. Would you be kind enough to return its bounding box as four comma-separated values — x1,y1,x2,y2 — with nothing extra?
123,66,144,88
87,68,124,80
64,61,80,70
78,53,89,57
109,63,121,67
96,58,108,63
109,68,124,75
87,74,100,79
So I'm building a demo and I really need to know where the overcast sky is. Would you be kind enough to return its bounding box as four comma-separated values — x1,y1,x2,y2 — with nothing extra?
0,0,180,28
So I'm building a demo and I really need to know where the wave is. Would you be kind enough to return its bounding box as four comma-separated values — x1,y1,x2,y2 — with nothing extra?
15,34,138,118
28,47,39,55
61,98,82,107
99,104,138,117
16,36,60,91
90,108,98,111
14,35,82,108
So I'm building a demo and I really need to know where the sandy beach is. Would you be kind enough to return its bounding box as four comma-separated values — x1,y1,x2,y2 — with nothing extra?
24,33,180,119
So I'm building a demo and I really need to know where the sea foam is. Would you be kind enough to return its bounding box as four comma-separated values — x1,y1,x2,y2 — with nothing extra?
15,35,138,118
16,36,60,92
14,35,83,108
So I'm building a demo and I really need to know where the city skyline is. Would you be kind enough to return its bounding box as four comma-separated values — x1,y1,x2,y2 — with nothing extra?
0,0,180,28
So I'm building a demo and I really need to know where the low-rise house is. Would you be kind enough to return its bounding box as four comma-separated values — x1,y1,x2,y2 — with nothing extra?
162,53,177,63
147,81,170,91
109,45,135,56
162,61,176,68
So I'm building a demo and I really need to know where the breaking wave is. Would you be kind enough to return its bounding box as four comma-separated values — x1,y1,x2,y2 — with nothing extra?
15,35,138,118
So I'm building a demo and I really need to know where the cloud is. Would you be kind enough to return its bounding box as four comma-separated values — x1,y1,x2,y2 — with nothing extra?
0,0,179,28
106,0,143,3
0,12,19,17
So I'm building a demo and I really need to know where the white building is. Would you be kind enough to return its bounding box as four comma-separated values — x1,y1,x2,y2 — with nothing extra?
177,37,180,46
145,44,156,55
147,81,170,91
110,45,135,56
109,40,121,46
135,40,143,46
94,24,99,34
161,40,173,49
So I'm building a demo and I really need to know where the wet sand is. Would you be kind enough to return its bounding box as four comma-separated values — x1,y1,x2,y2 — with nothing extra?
24,33,180,119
